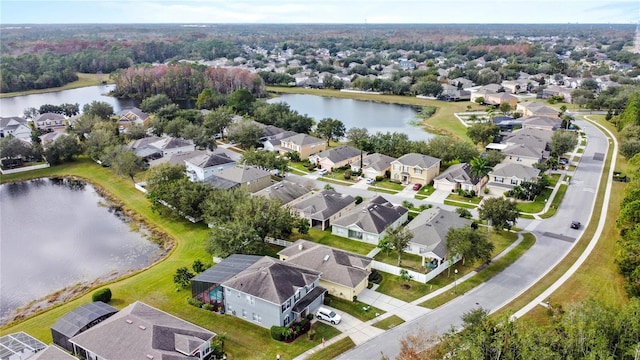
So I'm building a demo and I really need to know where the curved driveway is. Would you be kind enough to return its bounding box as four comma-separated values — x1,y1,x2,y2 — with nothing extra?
335,118,610,359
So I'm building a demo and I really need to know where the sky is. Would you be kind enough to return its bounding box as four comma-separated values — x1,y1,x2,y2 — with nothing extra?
1,0,639,25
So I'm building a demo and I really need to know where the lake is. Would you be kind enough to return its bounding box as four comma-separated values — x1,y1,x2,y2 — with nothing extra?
268,93,434,141
0,85,136,118
0,178,162,323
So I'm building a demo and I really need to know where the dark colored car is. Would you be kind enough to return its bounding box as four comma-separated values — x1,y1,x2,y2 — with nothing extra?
570,221,581,229
412,183,422,191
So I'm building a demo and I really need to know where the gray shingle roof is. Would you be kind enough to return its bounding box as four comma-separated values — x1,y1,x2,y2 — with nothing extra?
522,115,562,129
30,345,78,360
34,112,65,122
394,153,440,169
280,133,324,146
331,196,408,234
185,152,234,168
253,180,312,205
434,163,479,186
279,240,371,288
69,302,215,360
314,145,361,163
221,257,321,304
215,166,271,183
150,137,194,151
362,153,396,172
290,190,354,221
405,207,472,260
490,163,540,180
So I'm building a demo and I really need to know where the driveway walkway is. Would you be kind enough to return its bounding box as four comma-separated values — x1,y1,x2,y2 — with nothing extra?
428,189,450,204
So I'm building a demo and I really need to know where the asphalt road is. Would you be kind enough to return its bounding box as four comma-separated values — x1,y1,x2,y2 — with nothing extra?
335,117,610,359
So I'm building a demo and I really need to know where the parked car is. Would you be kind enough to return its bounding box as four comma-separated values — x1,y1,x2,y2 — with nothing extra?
318,168,328,175
570,221,581,229
365,178,375,184
315,307,341,325
412,183,422,191
559,157,569,165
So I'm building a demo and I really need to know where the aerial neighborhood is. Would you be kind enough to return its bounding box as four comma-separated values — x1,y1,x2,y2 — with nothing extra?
1,21,640,360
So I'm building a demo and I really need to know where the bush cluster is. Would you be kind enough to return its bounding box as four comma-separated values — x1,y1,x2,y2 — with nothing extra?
270,318,312,341
92,288,112,303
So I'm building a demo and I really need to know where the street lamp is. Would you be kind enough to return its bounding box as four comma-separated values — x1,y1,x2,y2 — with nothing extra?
454,269,458,293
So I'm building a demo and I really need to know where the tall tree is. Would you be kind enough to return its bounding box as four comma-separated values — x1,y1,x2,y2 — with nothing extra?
550,130,578,158
469,157,492,179
316,118,346,146
203,106,234,140
227,89,255,115
466,122,500,147
240,148,288,171
110,147,145,182
478,197,520,232
446,226,494,265
82,101,114,120
382,225,414,266
227,121,264,149
140,94,173,113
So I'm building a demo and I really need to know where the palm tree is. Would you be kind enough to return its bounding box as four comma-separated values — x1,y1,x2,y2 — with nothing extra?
469,157,492,179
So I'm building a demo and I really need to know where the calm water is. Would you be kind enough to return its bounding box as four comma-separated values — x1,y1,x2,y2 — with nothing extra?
268,93,434,141
0,178,161,322
0,85,137,117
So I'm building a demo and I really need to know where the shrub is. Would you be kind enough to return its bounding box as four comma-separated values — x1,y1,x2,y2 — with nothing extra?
323,297,332,306
456,208,472,218
187,297,204,308
308,329,316,340
92,288,112,303
375,175,384,182
483,187,490,194
355,195,364,204
353,295,358,303
270,326,285,341
203,303,216,311
344,169,352,180
369,270,383,284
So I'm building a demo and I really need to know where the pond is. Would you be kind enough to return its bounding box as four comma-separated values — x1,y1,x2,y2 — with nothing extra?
0,178,162,324
268,93,434,142
0,85,137,117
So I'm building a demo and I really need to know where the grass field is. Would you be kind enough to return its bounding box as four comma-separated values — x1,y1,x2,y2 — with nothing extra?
0,73,112,98
305,337,355,360
372,315,405,330
0,158,343,359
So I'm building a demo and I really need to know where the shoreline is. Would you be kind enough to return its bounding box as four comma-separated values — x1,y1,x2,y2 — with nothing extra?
0,176,173,327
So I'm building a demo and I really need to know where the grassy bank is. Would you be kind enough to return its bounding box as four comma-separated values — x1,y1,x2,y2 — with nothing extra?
0,73,112,98
0,158,341,359
267,87,472,140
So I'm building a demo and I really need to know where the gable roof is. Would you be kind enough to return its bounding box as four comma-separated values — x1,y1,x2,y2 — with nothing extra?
0,116,28,129
314,145,361,163
215,166,271,183
149,137,194,151
434,163,480,185
221,257,321,304
278,240,371,288
290,190,354,221
34,112,65,122
69,302,215,360
30,345,78,360
331,196,408,234
405,207,472,260
118,107,149,121
394,153,440,169
185,152,235,169
362,153,396,171
253,180,312,205
490,163,540,179
280,133,324,146
518,102,560,116
522,115,562,129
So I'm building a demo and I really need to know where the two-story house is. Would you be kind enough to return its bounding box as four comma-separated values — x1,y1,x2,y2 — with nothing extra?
279,133,326,159
487,163,541,192
185,152,236,182
221,256,325,328
0,117,32,141
117,107,150,130
390,153,441,186
33,112,66,131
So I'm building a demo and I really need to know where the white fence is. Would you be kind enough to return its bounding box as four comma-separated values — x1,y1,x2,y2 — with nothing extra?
0,163,50,175
372,254,461,284
264,237,294,247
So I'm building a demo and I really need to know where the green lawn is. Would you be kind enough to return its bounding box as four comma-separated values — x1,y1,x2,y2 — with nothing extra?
546,173,561,187
539,184,568,219
298,229,375,256
443,200,477,208
577,148,584,153
372,315,405,330
515,188,553,213
374,270,437,302
446,193,482,204
0,159,343,359
420,233,536,309
374,251,427,273
288,162,311,174
368,187,398,194
305,337,355,360
0,73,112,98
324,295,386,322
373,179,404,191
415,185,436,199
317,177,352,186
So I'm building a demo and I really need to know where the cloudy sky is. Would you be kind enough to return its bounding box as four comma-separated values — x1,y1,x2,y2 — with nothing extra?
1,0,638,24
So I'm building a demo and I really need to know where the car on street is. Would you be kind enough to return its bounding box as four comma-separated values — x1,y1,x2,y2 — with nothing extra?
315,307,342,325
570,221,581,229
412,183,422,191
318,168,328,175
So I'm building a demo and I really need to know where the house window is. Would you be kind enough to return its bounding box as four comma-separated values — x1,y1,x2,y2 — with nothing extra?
242,309,247,318
511,179,518,185
494,177,504,183
294,291,301,302
284,314,290,326
393,165,400,171
247,295,254,305
403,166,409,172
253,313,262,323
394,174,399,180
348,229,363,240
414,168,422,174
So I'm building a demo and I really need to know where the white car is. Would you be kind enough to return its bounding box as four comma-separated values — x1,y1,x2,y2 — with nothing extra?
365,178,375,184
318,168,328,175
315,307,341,324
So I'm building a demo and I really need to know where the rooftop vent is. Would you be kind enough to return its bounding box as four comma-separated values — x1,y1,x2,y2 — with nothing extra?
126,319,133,324
139,325,146,330
323,254,330,262
146,355,154,359
298,244,304,251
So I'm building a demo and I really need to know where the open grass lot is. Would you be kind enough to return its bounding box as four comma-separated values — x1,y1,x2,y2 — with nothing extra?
0,73,112,98
421,233,535,309
495,116,619,321
324,295,386,322
515,188,553,213
0,158,343,359
372,315,405,330
299,228,376,256
267,87,472,140
305,337,355,360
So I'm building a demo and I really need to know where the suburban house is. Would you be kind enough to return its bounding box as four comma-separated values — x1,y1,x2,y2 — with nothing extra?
351,153,396,179
221,256,325,329
278,240,372,301
33,112,66,130
51,301,119,353
433,163,484,193
493,127,552,166
212,165,272,193
516,102,560,117
68,301,216,360
405,207,472,268
521,115,563,131
262,130,298,152
185,152,236,182
279,133,326,159
484,92,518,108
0,116,32,140
331,196,408,244
289,189,356,230
537,85,574,103
439,84,471,101
253,180,313,206
390,153,441,185
492,116,524,131
117,107,150,129
310,145,363,171
488,163,541,190
128,136,195,159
